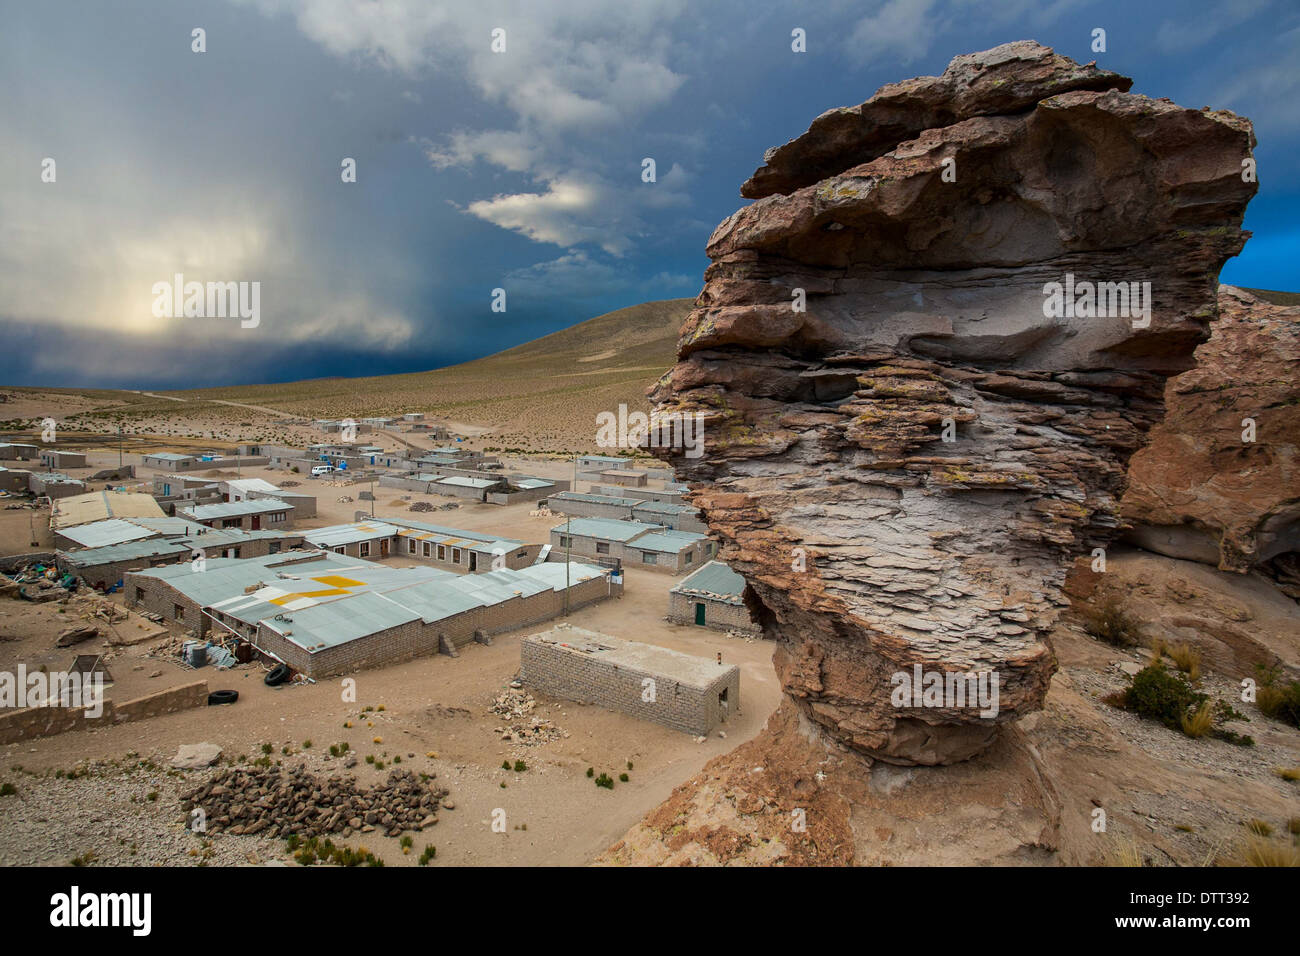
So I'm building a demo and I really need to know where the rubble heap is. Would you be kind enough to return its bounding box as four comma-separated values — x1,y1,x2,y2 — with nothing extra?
180,766,448,839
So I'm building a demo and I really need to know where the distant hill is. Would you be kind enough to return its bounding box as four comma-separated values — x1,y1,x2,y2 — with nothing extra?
1243,288,1300,306
180,298,695,452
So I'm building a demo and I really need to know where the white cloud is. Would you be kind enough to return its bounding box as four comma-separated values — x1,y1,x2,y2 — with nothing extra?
846,0,940,65
1156,0,1271,52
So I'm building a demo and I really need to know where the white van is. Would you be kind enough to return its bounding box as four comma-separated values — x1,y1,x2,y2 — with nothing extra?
310,464,332,477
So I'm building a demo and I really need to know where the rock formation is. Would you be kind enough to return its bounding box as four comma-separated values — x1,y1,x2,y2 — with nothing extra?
649,41,1257,764
1122,286,1300,588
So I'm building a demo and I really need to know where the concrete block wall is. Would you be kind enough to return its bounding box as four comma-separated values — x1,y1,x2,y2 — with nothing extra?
0,680,208,744
520,638,740,736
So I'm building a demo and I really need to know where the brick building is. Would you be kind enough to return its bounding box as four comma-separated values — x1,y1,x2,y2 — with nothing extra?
520,626,740,736
668,560,761,636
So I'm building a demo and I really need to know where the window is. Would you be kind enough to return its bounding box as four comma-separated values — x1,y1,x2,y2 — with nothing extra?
174,604,185,620
360,542,371,557
452,548,462,564
436,544,444,560
223,518,241,529
335,546,345,554
641,552,658,565
685,552,694,565
134,587,144,603
558,535,571,547
407,538,416,554
269,542,281,554
595,542,610,555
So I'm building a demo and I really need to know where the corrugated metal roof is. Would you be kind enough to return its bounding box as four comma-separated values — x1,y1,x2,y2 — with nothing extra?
222,478,282,495
144,452,196,461
512,477,553,489
632,500,693,515
671,560,747,602
61,538,191,567
549,491,640,507
183,498,293,520
631,530,707,554
57,519,159,549
50,491,165,529
436,476,497,488
552,517,663,542
261,591,423,650
303,521,401,547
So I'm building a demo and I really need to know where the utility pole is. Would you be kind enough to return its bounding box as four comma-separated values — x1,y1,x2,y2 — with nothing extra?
370,477,376,517
563,453,575,615
117,423,123,469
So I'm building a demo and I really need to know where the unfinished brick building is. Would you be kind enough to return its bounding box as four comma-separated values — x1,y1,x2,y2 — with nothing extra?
520,626,740,736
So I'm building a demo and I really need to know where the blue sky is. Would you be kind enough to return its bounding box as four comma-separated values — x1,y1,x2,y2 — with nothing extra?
1,0,1296,389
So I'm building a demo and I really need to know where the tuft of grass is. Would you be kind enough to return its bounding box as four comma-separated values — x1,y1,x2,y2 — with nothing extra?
0,782,17,797
1255,666,1300,728
1275,767,1300,782
594,772,614,790
1100,838,1145,867
1245,819,1273,837
1180,701,1214,738
1220,834,1300,867
1167,643,1201,681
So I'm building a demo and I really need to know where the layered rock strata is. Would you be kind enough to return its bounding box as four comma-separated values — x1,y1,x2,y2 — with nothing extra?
649,41,1257,764
1122,286,1300,583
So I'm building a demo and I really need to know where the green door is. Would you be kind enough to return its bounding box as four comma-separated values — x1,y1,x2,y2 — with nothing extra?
694,602,707,626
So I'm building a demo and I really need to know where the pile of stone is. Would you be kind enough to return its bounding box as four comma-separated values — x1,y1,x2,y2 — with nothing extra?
180,766,448,839
408,501,434,512
490,686,566,745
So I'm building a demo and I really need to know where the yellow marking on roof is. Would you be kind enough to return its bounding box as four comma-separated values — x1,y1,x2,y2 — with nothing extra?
311,575,365,587
269,588,349,604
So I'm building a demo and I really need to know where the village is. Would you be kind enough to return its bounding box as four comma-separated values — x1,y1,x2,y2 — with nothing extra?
0,410,778,867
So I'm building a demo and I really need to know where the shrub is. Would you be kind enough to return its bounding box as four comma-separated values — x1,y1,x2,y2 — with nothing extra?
619,773,629,783
0,782,16,797
1121,666,1201,731
513,760,526,772
1079,595,1144,647
418,845,436,866
1277,767,1300,782
594,773,614,790
586,767,594,778
1246,819,1273,837
1115,665,1253,745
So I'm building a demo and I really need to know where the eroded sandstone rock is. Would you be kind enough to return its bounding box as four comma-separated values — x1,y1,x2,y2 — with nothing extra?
1122,286,1300,577
650,41,1257,764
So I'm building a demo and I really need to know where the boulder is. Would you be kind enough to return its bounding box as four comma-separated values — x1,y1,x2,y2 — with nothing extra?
172,742,223,769
648,41,1257,764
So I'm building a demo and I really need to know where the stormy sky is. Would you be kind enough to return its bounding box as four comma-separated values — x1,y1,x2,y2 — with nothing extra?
1,0,1296,389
